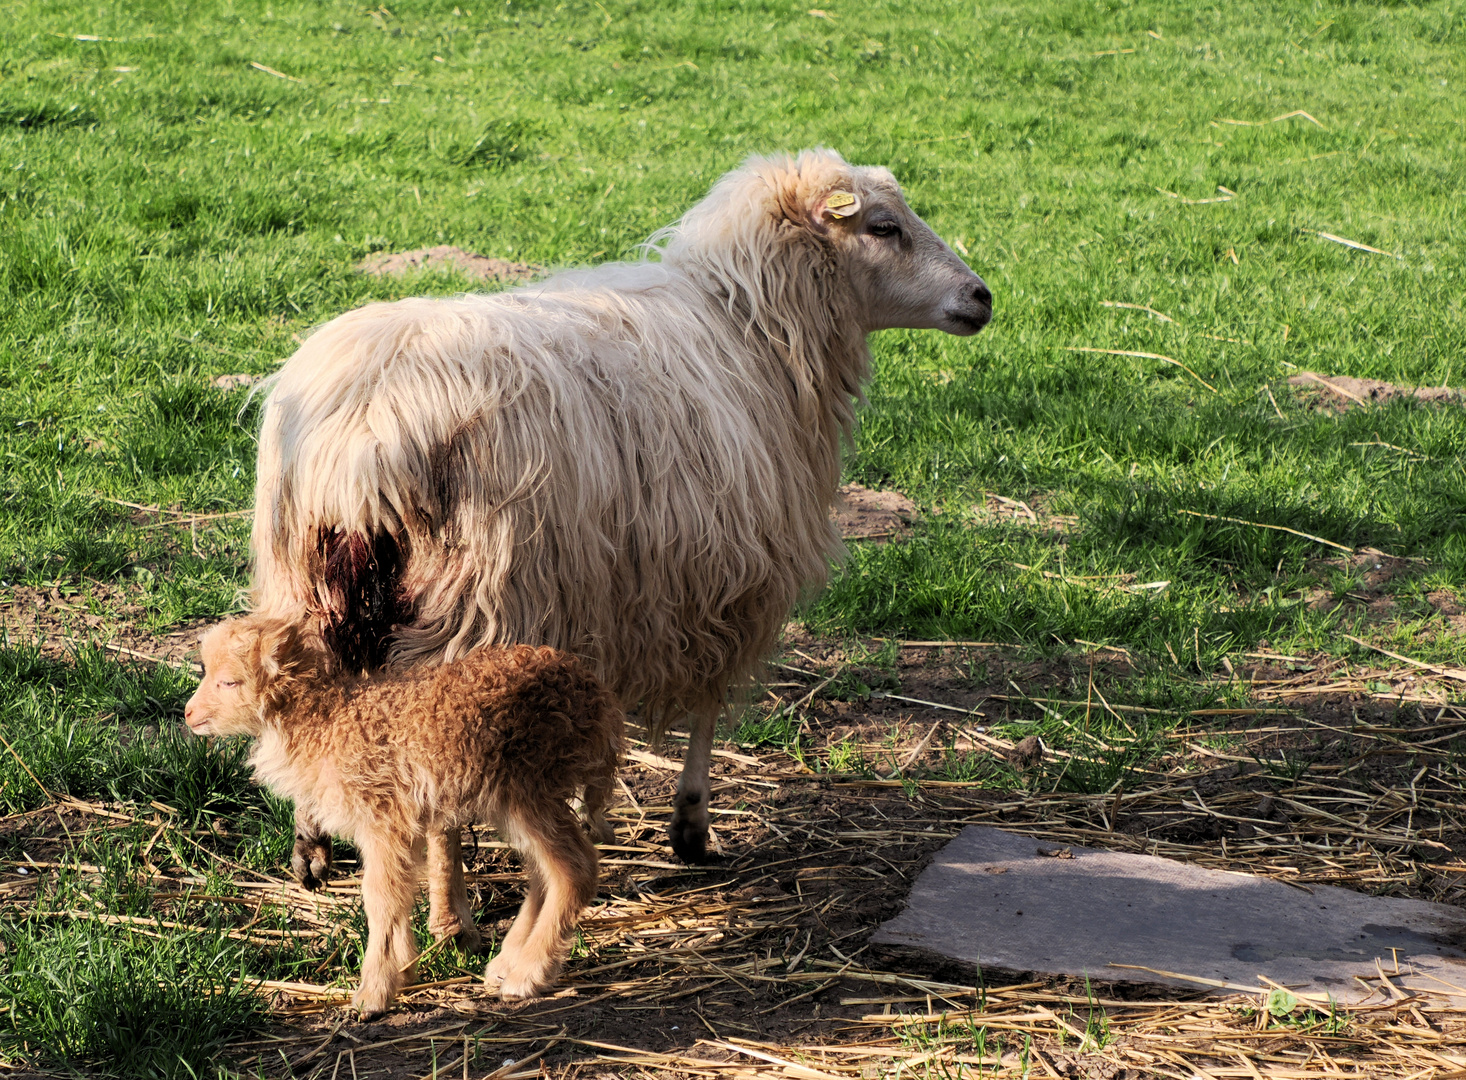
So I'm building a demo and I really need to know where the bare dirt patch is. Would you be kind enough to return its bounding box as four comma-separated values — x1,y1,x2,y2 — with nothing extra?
832,483,916,541
356,246,543,285
1429,589,1466,635
1288,371,1464,411
0,583,206,670
211,373,263,391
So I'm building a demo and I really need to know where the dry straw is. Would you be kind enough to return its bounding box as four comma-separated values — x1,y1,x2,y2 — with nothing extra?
7,641,1466,1076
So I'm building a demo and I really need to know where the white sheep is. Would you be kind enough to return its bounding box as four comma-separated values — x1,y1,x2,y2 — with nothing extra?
249,148,991,945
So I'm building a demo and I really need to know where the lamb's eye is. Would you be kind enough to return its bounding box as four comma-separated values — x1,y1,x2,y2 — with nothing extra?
220,678,240,688
869,220,901,238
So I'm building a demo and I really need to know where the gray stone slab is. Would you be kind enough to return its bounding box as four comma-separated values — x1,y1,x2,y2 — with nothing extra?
873,827,1466,1004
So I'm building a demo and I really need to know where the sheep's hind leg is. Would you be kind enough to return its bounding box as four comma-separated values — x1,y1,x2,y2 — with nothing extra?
352,834,420,1019
486,802,597,1001
426,828,482,953
668,710,715,863
291,807,333,890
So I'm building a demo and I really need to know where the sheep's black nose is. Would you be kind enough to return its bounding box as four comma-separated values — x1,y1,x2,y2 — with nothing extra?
971,280,993,308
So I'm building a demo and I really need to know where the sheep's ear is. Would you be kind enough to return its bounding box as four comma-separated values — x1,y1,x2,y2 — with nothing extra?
817,189,861,224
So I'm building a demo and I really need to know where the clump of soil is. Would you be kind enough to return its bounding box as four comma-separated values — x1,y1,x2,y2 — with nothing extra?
832,483,916,540
1288,371,1463,411
356,246,542,284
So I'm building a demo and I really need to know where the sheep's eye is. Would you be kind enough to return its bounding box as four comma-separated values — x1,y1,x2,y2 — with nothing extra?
220,678,241,688
869,221,901,238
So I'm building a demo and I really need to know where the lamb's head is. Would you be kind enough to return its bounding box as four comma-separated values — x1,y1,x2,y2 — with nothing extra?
670,148,991,338
184,615,315,736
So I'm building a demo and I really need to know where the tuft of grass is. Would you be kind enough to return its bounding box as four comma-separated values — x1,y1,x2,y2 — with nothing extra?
0,920,261,1079
727,703,804,753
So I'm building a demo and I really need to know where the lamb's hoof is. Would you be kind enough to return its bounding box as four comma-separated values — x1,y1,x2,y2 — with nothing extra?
292,833,333,891
351,989,393,1021
484,953,556,1002
484,949,514,986
454,925,484,954
668,808,709,864
429,913,483,954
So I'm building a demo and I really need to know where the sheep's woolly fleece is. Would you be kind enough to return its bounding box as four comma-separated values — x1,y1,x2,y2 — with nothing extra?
251,150,882,733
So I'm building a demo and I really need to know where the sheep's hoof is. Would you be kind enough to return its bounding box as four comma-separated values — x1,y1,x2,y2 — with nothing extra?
668,807,709,864
292,832,333,891
586,814,616,846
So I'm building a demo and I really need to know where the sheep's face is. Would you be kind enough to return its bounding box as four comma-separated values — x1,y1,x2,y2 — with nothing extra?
185,621,268,737
814,166,992,337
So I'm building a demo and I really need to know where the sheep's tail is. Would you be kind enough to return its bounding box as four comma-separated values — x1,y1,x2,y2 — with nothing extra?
315,527,410,672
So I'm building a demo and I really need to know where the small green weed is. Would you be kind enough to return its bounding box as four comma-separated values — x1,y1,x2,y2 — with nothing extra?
727,704,803,752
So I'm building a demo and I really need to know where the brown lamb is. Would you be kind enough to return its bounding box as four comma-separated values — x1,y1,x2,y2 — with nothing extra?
183,615,623,1017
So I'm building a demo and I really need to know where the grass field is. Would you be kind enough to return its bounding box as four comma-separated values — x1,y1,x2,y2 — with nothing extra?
3,0,1465,1076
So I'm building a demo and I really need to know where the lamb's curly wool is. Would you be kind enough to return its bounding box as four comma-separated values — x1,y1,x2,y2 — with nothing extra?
248,147,991,882
184,616,623,1017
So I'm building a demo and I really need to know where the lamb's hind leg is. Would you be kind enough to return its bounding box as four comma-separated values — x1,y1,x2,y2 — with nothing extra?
582,766,616,846
669,709,715,864
426,828,482,953
483,871,543,992
291,806,333,890
353,833,421,1019
485,803,597,1001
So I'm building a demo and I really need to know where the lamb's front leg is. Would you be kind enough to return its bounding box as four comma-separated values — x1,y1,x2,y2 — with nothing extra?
669,710,716,863
426,828,482,953
292,805,333,890
353,834,421,1019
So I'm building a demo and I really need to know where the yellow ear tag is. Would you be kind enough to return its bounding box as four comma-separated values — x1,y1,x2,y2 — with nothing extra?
826,191,858,218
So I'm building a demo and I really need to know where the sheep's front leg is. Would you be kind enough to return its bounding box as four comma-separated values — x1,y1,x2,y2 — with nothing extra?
353,834,421,1020
426,829,482,953
291,806,333,890
668,710,715,864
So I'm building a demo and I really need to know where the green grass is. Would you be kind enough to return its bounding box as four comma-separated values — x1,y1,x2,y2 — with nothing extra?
2,0,1464,1071
1,0,1463,647
1,920,261,1079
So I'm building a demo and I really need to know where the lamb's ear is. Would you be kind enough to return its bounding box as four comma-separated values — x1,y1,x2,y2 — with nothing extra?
814,189,861,227
255,620,301,682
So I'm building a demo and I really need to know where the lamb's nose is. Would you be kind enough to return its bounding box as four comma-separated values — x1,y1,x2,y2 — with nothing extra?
971,280,993,309
184,701,195,723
